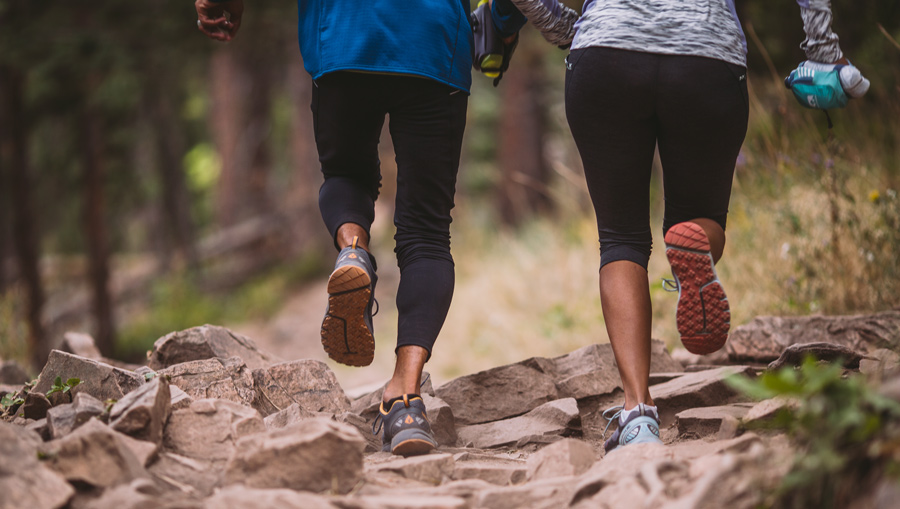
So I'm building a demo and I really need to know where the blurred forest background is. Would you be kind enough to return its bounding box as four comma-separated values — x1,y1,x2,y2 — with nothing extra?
1,1,899,387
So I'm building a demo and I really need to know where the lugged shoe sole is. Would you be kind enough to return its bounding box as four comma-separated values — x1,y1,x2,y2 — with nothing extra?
391,429,437,457
321,265,375,366
664,222,730,355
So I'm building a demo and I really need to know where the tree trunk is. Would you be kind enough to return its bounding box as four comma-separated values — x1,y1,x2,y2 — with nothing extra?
0,82,9,295
496,32,552,226
80,80,116,356
2,66,48,370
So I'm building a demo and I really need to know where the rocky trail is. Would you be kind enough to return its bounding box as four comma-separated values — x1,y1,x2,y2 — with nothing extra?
1,311,899,509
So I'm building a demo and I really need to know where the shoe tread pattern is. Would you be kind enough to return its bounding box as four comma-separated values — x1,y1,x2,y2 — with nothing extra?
322,265,374,366
665,222,730,355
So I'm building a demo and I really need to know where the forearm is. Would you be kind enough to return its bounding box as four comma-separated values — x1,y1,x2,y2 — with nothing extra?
797,0,843,62
508,0,578,48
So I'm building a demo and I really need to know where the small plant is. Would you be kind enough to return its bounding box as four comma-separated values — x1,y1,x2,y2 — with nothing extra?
728,357,900,508
46,376,82,397
0,392,24,411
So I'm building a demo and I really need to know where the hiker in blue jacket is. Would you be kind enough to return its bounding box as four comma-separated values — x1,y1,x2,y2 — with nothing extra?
501,0,868,452
196,0,524,456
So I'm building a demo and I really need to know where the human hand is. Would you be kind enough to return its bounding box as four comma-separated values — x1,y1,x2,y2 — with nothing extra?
196,0,243,42
801,60,870,98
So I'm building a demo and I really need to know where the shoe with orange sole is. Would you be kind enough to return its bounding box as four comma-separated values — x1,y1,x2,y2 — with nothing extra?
664,222,730,355
321,236,377,366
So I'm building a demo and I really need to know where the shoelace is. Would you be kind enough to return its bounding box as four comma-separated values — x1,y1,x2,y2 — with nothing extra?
662,277,679,292
371,375,431,436
601,405,624,439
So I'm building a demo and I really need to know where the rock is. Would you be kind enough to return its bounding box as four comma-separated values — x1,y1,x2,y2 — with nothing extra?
337,495,468,509
203,486,335,509
334,411,380,452
0,422,74,509
350,372,435,421
436,362,559,425
451,457,526,486
0,383,22,399
648,373,685,385
263,402,315,429
743,397,799,425
456,398,581,449
859,348,900,376
60,332,103,360
675,404,754,438
26,418,51,441
370,453,455,484
571,441,668,505
0,359,29,384
251,359,350,416
571,476,647,509
549,344,621,400
39,419,147,488
422,393,457,446
148,325,278,371
474,477,579,509
156,399,266,496
727,311,900,363
670,347,730,368
526,438,596,481
22,391,53,420
158,356,256,408
650,366,755,424
110,375,171,444
170,385,192,410
47,392,107,439
33,350,144,402
767,342,869,371
68,478,192,509
223,418,365,494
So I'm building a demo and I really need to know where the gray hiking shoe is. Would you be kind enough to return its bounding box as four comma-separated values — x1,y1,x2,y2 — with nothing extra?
321,236,378,367
373,394,437,456
603,403,663,452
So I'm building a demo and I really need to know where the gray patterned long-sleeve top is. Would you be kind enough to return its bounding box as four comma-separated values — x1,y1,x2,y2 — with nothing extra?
507,0,844,67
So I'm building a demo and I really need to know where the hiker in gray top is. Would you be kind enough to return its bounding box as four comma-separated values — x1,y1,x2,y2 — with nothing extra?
501,0,867,451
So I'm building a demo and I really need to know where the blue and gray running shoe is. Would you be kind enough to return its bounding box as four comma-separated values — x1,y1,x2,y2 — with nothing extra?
373,394,437,456
603,403,663,452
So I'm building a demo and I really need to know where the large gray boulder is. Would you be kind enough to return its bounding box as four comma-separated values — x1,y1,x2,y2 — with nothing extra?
0,422,74,509
251,359,350,416
157,356,256,408
109,375,172,444
33,350,144,402
726,311,900,363
148,325,279,371
456,398,581,449
223,418,366,494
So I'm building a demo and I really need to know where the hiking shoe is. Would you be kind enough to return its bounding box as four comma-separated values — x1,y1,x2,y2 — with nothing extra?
602,403,662,452
321,236,378,366
664,222,730,355
373,394,437,456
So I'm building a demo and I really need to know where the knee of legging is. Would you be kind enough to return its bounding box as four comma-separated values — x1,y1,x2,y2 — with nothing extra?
394,231,453,269
598,230,652,270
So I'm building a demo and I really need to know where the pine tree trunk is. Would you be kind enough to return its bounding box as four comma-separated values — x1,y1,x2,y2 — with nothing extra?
2,66,48,370
80,81,116,357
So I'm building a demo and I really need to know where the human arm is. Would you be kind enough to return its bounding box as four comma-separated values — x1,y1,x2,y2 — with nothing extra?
797,0,843,63
196,0,243,42
506,0,579,48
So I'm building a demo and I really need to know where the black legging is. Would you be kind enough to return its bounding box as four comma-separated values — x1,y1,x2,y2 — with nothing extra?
565,47,749,270
313,72,468,356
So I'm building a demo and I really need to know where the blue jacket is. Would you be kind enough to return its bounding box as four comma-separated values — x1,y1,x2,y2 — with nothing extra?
297,0,475,92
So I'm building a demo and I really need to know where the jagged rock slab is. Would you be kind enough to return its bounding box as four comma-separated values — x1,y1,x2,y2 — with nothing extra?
549,344,622,400
456,398,581,449
149,325,279,370
0,421,74,509
451,459,526,486
223,418,366,494
0,359,29,384
34,350,144,402
68,478,198,509
726,311,900,363
650,366,755,424
368,453,455,485
473,477,579,509
22,391,53,420
158,356,256,408
675,404,754,438
47,392,107,439
251,359,350,416
156,399,266,495
335,411,381,453
767,342,869,371
860,348,900,376
110,375,171,444
422,394,457,446
26,418,51,441
526,438,596,481
263,402,315,429
743,397,798,425
337,495,468,509
203,486,335,509
38,419,148,489
170,385,192,410
350,372,435,421
436,361,559,425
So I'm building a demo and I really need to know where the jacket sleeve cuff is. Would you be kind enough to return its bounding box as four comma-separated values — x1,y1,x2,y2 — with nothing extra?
492,0,528,38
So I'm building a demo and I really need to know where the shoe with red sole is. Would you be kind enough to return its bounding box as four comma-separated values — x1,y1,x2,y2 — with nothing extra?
664,222,730,355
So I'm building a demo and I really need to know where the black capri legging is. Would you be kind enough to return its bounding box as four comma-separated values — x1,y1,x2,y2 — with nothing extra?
565,47,749,270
